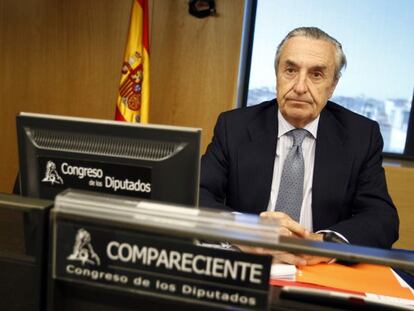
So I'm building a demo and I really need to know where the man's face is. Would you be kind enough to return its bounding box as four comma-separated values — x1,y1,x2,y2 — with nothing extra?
276,36,338,127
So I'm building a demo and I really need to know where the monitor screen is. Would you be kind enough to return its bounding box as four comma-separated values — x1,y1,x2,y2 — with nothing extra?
16,112,201,206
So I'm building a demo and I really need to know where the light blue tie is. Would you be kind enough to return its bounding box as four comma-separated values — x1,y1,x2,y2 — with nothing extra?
275,129,308,222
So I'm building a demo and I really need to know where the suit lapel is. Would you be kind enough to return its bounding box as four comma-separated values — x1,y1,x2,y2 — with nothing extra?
312,105,352,230
236,103,278,214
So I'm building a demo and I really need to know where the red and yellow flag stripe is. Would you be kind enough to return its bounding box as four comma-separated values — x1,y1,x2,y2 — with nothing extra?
115,0,150,123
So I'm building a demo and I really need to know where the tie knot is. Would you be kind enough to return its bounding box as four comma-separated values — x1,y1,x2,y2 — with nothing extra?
290,128,308,146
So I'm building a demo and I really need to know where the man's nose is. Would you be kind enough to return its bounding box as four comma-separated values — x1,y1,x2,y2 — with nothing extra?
293,73,308,95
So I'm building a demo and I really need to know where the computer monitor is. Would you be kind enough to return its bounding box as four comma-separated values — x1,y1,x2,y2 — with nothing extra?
16,112,201,206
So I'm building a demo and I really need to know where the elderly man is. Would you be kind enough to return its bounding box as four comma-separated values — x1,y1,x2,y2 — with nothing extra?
199,27,399,265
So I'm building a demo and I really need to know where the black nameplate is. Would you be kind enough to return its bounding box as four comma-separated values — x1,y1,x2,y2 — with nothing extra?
53,219,271,310
38,157,151,199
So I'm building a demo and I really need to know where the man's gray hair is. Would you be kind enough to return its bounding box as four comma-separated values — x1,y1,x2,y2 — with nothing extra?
275,27,347,81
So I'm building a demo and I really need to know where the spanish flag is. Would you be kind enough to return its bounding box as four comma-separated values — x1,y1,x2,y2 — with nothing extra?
115,0,150,123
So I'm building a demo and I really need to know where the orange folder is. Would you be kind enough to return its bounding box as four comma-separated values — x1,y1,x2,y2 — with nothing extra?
295,263,414,300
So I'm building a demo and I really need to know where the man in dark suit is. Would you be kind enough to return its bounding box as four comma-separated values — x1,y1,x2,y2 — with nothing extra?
200,27,399,265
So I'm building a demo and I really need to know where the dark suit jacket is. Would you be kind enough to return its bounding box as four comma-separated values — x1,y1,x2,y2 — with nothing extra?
200,99,399,248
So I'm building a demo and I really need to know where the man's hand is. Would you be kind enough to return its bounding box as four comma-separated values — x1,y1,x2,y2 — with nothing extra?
260,211,308,238
236,212,331,266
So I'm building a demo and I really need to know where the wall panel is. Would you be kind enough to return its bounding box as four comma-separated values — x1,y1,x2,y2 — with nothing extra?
0,0,132,191
385,166,414,250
149,0,244,149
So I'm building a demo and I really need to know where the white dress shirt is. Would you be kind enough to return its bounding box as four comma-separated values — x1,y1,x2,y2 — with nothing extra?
267,111,319,232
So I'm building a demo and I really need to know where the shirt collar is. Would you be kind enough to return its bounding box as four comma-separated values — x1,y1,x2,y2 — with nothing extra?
277,110,319,139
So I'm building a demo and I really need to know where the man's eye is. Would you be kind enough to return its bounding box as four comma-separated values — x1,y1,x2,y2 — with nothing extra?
312,71,323,78
285,68,296,74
